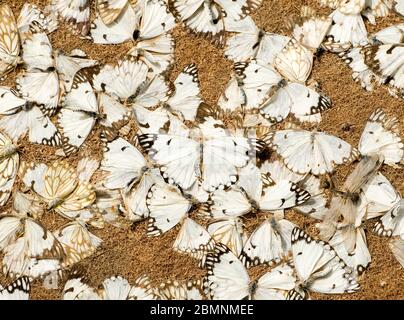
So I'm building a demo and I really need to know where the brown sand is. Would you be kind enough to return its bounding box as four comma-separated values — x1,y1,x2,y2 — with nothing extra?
1,0,403,300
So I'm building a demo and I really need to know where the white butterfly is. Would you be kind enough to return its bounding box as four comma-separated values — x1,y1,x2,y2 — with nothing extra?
235,57,331,124
93,56,170,111
318,155,385,239
217,72,246,112
19,27,97,115
0,86,61,146
288,227,359,299
0,213,66,279
54,221,102,261
101,275,158,300
13,191,44,220
287,6,332,52
339,25,404,92
389,238,404,267
207,217,246,256
97,0,129,25
19,28,60,115
134,106,170,134
327,2,368,46
173,217,215,264
260,160,327,219
370,24,404,45
22,160,96,222
62,277,100,300
139,117,265,191
320,0,365,14
359,172,400,220
169,0,262,47
358,108,403,166
54,49,98,92
373,199,403,239
146,182,193,235
204,243,296,300
362,43,404,98
240,218,296,267
0,4,58,79
0,131,19,206
224,16,290,64
101,137,168,223
91,0,176,74
58,69,131,155
101,137,149,191
0,277,30,300
339,47,376,91
362,0,394,23
319,155,380,226
328,227,371,274
17,4,58,40
394,0,404,15
263,129,359,175
158,279,204,300
50,0,90,36
63,274,158,300
203,163,310,218
0,4,20,78
163,64,202,121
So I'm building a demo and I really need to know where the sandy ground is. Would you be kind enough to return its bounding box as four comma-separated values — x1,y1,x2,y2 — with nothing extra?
1,0,403,300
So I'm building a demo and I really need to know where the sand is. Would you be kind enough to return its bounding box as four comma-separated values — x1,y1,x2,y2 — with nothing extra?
1,0,403,300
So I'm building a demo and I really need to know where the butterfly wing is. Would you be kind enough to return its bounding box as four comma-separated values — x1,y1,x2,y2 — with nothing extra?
373,199,404,238
0,277,30,300
389,238,404,267
173,217,215,262
170,0,225,46
139,133,200,190
339,47,375,91
235,60,283,109
285,82,332,123
51,0,90,35
203,188,252,218
123,168,164,221
97,0,128,25
55,221,102,259
259,180,311,211
16,71,59,116
158,279,203,300
0,5,20,78
254,264,296,300
90,4,138,44
204,243,250,300
274,39,313,83
94,58,149,101
134,106,170,134
207,217,245,257
128,274,158,300
359,109,403,166
241,219,296,267
146,183,192,236
63,278,100,300
54,50,98,92
17,3,58,39
0,132,18,205
27,106,61,146
393,0,404,16
202,134,263,191
328,10,367,46
101,276,131,300
101,138,148,190
291,227,359,294
166,64,202,121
